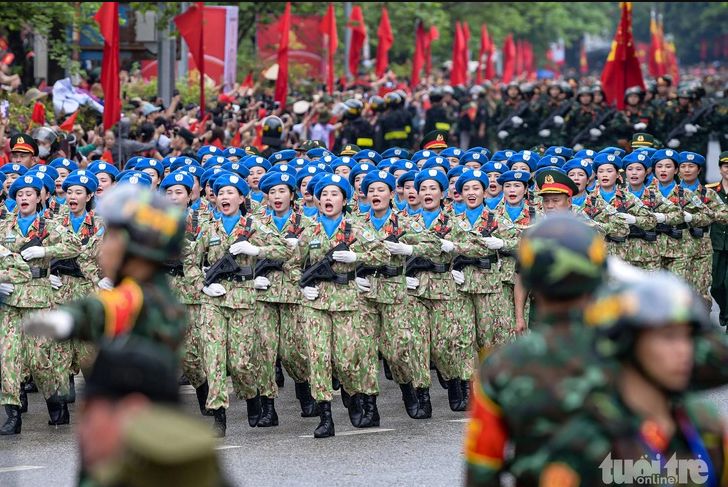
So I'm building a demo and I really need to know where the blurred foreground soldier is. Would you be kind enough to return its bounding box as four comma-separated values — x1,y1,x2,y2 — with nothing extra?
336,99,375,151
539,275,725,487
22,184,188,363
260,116,285,159
464,213,609,487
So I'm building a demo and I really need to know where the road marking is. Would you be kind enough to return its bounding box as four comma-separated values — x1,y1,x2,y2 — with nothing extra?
215,445,242,451
299,428,394,438
179,385,196,395
447,419,469,423
0,466,46,473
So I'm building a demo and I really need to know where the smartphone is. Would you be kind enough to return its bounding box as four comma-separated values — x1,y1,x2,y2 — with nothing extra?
0,100,8,118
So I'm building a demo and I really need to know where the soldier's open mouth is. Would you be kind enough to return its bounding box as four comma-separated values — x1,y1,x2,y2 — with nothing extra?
69,202,78,211
273,201,282,209
323,203,333,212
19,202,29,210
371,197,381,206
221,202,230,211
423,197,433,205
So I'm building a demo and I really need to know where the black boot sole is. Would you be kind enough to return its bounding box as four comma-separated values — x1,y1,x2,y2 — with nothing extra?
0,423,21,435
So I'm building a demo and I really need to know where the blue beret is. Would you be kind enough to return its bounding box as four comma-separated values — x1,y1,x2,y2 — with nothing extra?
574,149,596,160
213,172,251,197
160,172,194,192
389,160,417,175
296,165,326,190
0,172,5,186
88,161,120,178
421,156,451,172
622,152,651,169
223,147,247,160
206,170,228,191
396,170,419,188
26,169,56,194
455,169,488,195
377,159,394,171
221,161,251,179
290,157,308,168
50,158,79,172
412,150,436,164
460,151,487,167
349,163,376,186
169,157,200,173
303,162,334,174
415,168,449,193
440,147,464,159
353,150,382,165
593,153,623,170
204,156,232,169
0,163,28,176
9,174,44,200
633,147,656,159
319,155,336,166
598,147,627,158
124,156,144,170
563,158,593,178
464,147,492,159
268,163,298,178
259,171,297,194
243,156,272,172
381,148,410,159
63,171,99,194
331,156,355,171
536,156,566,170
32,164,59,181
115,170,153,184
447,166,471,180
650,148,680,167
314,173,353,202
306,173,327,196
269,149,297,164
177,164,203,180
543,146,573,159
117,172,152,188
361,170,397,195
197,145,222,159
678,151,706,166
506,151,539,172
306,148,333,159
482,161,508,174
135,158,164,177
497,170,531,186
200,167,225,188
490,150,515,162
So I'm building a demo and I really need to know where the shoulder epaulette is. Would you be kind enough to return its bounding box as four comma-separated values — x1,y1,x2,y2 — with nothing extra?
706,182,720,189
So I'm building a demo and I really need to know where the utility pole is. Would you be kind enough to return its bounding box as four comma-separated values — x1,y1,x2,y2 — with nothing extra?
157,3,176,106
179,2,189,80
344,2,352,82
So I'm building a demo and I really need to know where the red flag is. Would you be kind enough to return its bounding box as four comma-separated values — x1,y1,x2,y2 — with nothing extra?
714,36,721,60
412,21,427,87
525,41,535,77
274,2,291,107
502,34,516,84
600,3,644,110
427,25,439,76
242,72,253,89
319,3,338,94
461,22,471,84
485,32,495,81
230,129,241,148
375,6,394,78
347,6,366,79
94,2,121,129
648,12,665,77
665,40,680,85
100,151,113,163
700,38,708,60
31,101,45,127
252,125,263,150
211,138,224,150
450,22,465,86
59,110,78,132
475,24,489,84
516,39,524,75
174,3,205,117
580,40,588,75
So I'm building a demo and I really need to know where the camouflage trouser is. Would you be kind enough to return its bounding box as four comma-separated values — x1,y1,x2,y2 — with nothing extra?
497,283,517,347
180,304,206,389
0,306,23,406
201,304,258,410
410,298,431,389
71,340,96,378
304,307,378,402
687,253,713,303
254,301,287,398
464,292,508,355
278,303,310,384
628,259,661,272
56,341,73,389
662,256,691,283
418,296,475,382
365,298,416,385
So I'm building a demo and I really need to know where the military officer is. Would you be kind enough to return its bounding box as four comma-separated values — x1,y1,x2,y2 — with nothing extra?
709,151,728,328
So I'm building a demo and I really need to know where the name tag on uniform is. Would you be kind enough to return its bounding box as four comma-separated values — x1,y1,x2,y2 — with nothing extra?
4,233,16,243
209,235,221,247
309,239,321,249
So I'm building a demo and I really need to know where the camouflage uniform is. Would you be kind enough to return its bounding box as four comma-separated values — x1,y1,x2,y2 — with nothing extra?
293,217,389,403
185,214,292,410
582,188,648,260
0,214,81,406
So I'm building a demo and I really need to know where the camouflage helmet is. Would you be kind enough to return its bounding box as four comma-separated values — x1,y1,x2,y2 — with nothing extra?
623,85,645,102
561,82,574,99
592,82,606,97
369,95,386,113
676,87,693,99
518,213,607,299
645,80,658,94
576,86,594,98
585,272,710,359
384,92,402,109
261,116,284,145
521,83,537,98
546,82,563,95
343,99,364,120
98,183,186,264
504,81,522,95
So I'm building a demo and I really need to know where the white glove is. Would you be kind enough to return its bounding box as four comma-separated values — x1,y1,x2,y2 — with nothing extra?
607,256,649,284
667,138,680,148
406,277,420,290
332,250,357,263
684,123,698,134
553,115,565,126
355,277,371,292
683,212,693,223
618,213,637,225
384,240,414,256
229,241,260,256
654,212,666,223
21,246,46,260
22,310,74,339
539,129,551,138
511,116,524,126
497,130,509,140
484,237,504,250
573,144,585,152
285,238,299,249
633,122,647,131
440,239,455,253
202,283,227,297
301,286,319,301
599,125,606,130
589,128,602,138
0,283,14,296
49,274,63,290
254,276,271,290
452,269,465,285
97,277,114,290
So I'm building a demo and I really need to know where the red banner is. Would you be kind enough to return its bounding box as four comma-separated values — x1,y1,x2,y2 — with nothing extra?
257,13,323,79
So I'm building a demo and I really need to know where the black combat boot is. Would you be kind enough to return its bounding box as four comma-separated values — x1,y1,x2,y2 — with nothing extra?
359,394,380,428
416,388,432,418
435,367,448,389
178,374,190,386
19,385,28,414
275,358,285,388
400,382,427,419
447,379,466,412
211,408,226,438
0,405,21,435
313,401,335,438
460,380,471,410
341,388,351,409
24,377,37,393
332,376,341,391
347,393,364,427
68,375,76,404
47,392,70,425
195,381,213,417
246,392,262,427
257,397,279,427
382,358,393,381
295,382,319,417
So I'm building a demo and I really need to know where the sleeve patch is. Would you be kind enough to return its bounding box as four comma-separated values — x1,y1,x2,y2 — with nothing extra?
692,195,703,207
361,230,376,242
0,244,10,257
410,221,424,233
54,225,68,234
97,278,144,338
459,220,473,232
258,224,273,235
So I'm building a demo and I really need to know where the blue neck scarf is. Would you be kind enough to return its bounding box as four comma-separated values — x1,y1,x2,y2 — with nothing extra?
190,198,201,211
369,208,392,232
599,187,616,203
587,181,596,193
681,180,699,192
207,201,215,212
394,195,407,211
303,205,318,218
658,180,676,198
645,173,654,186
453,201,466,215
5,199,16,212
18,212,38,237
250,191,264,203
422,209,441,229
358,202,371,214
572,193,586,208
70,210,87,234
505,200,525,222
628,185,646,200
55,196,67,205
272,208,292,233
320,214,343,239
221,212,241,235
485,193,503,211
212,208,222,220
465,203,484,227
407,205,423,216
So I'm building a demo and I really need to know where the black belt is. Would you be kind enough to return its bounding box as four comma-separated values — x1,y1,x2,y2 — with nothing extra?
332,271,356,285
166,267,185,277
431,263,449,273
222,266,254,282
374,265,403,278
31,268,48,279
